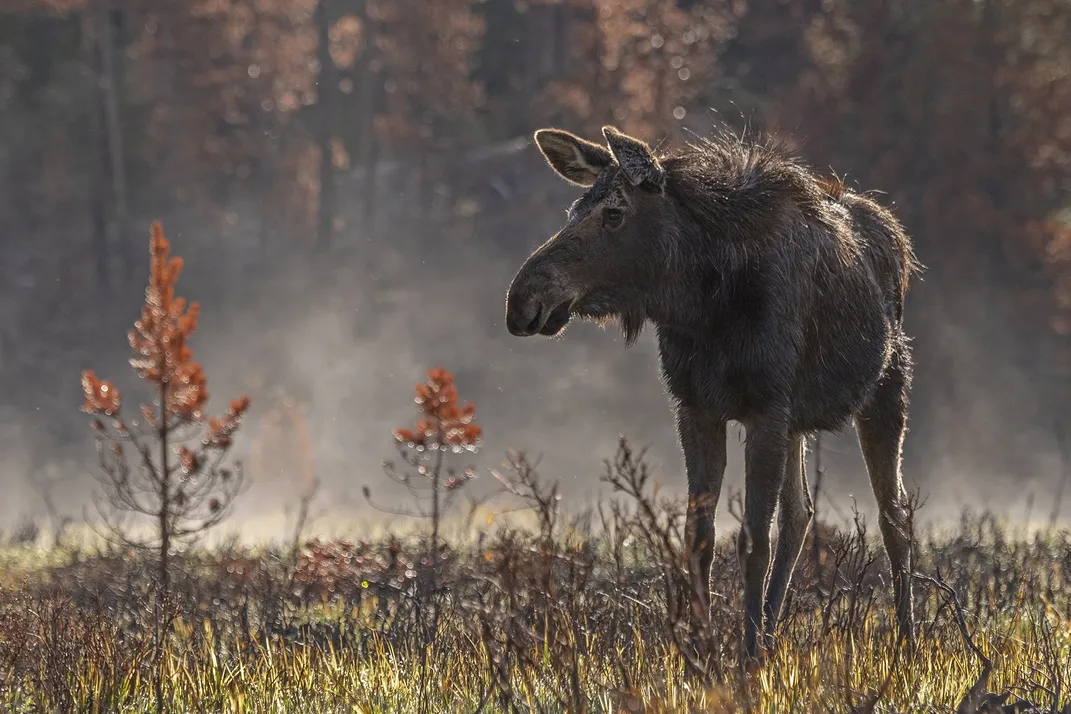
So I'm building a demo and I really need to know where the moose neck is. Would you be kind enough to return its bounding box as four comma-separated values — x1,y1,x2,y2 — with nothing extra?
640,185,755,341
604,139,823,344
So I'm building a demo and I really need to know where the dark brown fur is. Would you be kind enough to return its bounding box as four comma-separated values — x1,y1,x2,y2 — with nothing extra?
504,125,919,662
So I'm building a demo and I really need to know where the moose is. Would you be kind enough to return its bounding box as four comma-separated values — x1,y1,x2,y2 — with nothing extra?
504,124,919,662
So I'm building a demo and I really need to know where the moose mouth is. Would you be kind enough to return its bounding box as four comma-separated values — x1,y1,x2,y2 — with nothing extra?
533,300,573,336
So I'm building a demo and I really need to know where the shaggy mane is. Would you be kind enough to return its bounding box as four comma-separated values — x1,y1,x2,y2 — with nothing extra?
657,129,863,265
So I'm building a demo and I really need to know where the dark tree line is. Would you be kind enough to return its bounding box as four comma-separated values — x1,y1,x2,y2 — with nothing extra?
2,0,1070,493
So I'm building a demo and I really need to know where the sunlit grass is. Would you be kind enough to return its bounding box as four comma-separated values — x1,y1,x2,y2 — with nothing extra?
2,504,1070,713
2,594,1068,712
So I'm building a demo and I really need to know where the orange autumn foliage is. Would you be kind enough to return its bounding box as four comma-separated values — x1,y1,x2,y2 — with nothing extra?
393,367,481,451
81,371,121,417
81,221,250,430
129,221,207,420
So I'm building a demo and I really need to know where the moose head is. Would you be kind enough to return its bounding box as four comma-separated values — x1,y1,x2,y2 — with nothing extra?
505,126,677,345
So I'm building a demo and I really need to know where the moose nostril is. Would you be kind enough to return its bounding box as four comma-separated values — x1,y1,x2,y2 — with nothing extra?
525,304,544,334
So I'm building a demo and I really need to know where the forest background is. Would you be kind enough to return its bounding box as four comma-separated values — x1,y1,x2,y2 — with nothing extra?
2,0,1070,537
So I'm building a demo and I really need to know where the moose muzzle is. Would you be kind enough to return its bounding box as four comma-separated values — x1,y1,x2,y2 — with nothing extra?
505,281,573,337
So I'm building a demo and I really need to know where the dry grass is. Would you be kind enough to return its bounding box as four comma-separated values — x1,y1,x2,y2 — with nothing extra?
1,613,1063,713
1,444,1069,713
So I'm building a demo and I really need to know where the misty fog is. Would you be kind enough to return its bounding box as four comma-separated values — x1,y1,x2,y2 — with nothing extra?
2,136,1066,543
3,1,1069,545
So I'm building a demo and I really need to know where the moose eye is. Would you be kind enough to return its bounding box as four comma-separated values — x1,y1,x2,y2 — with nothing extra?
603,207,625,229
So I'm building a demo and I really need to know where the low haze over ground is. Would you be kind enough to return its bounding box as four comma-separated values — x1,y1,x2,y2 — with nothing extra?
2,0,1070,539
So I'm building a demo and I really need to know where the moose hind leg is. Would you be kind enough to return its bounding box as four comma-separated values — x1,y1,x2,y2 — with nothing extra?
763,435,813,648
855,348,915,644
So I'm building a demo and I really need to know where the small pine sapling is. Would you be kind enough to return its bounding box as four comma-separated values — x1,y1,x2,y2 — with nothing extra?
79,221,250,712
367,367,482,568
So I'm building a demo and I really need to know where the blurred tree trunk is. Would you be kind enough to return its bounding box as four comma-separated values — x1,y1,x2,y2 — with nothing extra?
418,140,431,227
416,43,431,228
96,0,128,285
315,0,337,250
551,3,568,75
522,6,543,100
81,6,110,294
353,0,380,243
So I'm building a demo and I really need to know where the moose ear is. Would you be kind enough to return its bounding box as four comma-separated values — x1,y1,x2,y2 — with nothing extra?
601,125,665,192
533,128,613,187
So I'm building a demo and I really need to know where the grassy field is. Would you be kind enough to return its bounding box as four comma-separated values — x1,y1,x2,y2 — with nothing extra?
1,448,1070,714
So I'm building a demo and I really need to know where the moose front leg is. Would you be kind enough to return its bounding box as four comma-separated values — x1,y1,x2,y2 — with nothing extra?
677,406,727,630
739,414,790,664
